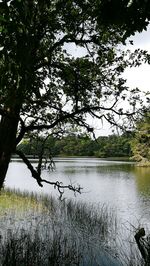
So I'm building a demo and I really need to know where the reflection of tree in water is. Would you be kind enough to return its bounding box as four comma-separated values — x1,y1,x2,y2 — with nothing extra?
94,163,134,175
63,162,134,176
134,167,150,197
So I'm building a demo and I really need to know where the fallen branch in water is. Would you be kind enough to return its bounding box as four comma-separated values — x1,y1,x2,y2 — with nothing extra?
15,149,83,199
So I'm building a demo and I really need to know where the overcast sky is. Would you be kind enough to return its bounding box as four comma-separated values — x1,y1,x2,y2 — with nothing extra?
66,26,150,92
65,26,150,136
93,26,150,136
124,26,150,92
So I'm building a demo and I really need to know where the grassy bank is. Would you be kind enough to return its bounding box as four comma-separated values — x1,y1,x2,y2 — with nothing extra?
0,189,46,213
0,189,143,266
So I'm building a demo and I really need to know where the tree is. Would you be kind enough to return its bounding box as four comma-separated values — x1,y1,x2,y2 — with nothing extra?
95,134,132,158
99,0,150,38
131,111,150,165
0,0,148,191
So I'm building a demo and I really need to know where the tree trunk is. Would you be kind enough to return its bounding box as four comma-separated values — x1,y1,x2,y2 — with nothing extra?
0,108,20,189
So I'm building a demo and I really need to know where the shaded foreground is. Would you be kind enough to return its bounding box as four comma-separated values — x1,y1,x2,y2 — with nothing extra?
0,189,144,266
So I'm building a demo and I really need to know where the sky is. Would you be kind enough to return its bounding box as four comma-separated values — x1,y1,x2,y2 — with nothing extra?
65,26,150,92
124,26,150,92
64,27,150,136
94,26,150,136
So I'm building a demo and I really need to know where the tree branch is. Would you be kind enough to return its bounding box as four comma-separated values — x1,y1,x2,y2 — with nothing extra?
15,149,82,197
25,103,135,133
16,117,26,145
15,150,43,187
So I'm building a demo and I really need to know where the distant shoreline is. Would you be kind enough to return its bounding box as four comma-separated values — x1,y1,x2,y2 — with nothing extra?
11,155,134,162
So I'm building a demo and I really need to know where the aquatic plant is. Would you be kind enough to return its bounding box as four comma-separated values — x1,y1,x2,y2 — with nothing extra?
0,189,143,265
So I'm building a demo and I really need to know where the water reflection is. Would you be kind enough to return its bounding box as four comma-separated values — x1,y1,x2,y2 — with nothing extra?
134,167,150,197
63,163,134,176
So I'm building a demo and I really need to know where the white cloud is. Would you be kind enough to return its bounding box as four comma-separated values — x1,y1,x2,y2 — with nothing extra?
124,64,150,91
124,26,150,92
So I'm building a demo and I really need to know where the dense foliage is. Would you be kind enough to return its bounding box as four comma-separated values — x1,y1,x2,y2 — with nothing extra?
131,112,150,165
18,133,132,158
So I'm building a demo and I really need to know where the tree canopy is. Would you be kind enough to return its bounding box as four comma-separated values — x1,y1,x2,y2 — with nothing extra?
99,0,150,37
131,111,150,166
18,133,132,158
0,0,149,192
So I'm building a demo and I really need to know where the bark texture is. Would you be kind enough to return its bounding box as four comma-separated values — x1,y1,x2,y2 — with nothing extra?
0,107,20,189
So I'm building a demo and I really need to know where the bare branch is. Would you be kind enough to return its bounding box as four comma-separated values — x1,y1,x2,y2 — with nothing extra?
25,104,129,132
15,150,43,187
15,149,82,196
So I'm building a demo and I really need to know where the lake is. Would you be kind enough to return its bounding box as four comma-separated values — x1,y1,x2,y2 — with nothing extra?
5,158,150,230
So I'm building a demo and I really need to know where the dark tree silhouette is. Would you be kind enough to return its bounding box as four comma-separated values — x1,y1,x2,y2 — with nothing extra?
0,0,149,191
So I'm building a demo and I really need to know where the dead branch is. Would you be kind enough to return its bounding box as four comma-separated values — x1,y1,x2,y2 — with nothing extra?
15,149,82,197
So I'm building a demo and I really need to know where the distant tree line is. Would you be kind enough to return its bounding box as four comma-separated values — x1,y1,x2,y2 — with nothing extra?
17,110,150,163
17,110,150,162
18,133,132,158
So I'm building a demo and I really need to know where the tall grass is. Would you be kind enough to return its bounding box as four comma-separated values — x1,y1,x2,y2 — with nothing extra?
0,189,143,265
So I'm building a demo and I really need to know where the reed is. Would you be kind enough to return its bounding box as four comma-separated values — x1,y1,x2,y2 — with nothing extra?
0,188,143,265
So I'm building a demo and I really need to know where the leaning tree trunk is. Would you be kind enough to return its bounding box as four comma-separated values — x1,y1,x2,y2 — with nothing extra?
0,107,20,189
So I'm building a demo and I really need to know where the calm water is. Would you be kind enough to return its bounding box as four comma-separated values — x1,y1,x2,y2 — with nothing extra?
5,158,150,229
